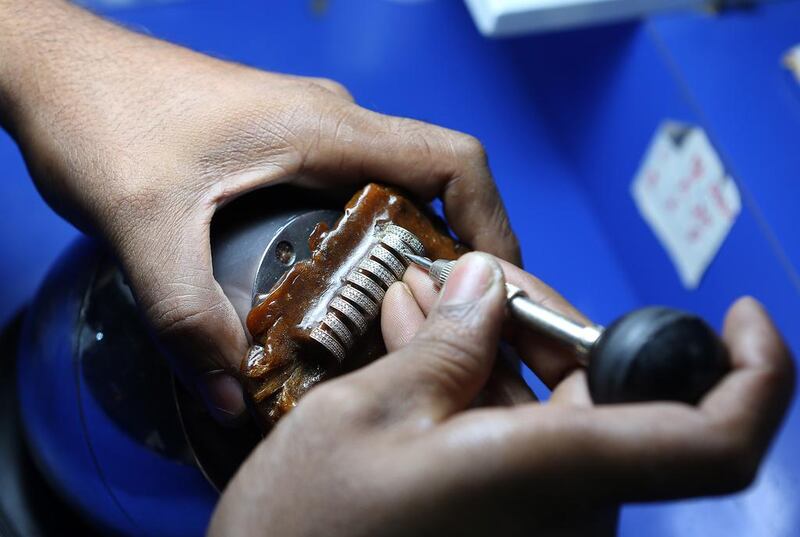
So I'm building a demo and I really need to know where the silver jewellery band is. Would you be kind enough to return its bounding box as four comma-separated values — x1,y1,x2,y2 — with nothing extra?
321,311,355,348
380,233,415,259
384,224,425,255
311,224,426,362
329,295,369,336
339,285,379,318
310,326,346,362
346,271,386,303
358,259,398,289
370,244,406,279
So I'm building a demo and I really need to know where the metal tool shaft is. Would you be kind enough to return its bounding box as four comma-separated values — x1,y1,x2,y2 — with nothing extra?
506,291,600,359
405,254,602,360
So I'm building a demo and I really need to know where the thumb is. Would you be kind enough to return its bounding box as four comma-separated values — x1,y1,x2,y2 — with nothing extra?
117,221,248,425
360,253,508,422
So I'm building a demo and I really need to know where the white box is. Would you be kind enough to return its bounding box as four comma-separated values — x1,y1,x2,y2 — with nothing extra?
464,0,707,36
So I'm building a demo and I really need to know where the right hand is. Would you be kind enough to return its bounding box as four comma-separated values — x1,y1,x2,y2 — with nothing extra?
210,253,794,536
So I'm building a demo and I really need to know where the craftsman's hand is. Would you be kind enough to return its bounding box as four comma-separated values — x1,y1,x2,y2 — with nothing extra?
209,254,794,536
0,1,518,423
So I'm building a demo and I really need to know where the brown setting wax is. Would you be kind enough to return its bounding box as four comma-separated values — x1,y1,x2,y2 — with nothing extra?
241,183,465,429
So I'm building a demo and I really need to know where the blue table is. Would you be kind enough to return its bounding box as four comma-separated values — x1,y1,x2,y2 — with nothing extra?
1,1,797,535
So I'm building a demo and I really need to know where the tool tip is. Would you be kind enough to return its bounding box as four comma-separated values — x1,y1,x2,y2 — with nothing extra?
403,253,433,270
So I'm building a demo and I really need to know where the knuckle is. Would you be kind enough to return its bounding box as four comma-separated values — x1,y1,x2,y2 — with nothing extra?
452,133,487,164
312,78,353,100
297,79,332,99
385,116,430,142
385,115,419,134
145,283,226,339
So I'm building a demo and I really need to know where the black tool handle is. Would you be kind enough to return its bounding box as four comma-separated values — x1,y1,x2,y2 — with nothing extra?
587,307,730,405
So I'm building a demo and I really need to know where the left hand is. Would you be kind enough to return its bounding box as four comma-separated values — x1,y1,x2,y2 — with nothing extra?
0,0,520,423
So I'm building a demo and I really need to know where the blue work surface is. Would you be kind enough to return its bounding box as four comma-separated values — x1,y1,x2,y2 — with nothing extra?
0,0,798,535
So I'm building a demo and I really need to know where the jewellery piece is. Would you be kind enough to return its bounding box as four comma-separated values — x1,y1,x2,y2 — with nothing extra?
321,311,355,349
242,183,466,429
346,271,386,303
384,224,425,255
357,258,398,289
310,327,346,363
329,295,369,336
339,285,379,318
311,225,420,360
380,232,416,259
369,243,406,279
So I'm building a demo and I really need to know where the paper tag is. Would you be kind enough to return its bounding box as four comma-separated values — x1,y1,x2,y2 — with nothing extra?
784,45,800,84
631,122,741,289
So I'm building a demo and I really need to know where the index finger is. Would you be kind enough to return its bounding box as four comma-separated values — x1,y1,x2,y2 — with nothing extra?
297,101,521,264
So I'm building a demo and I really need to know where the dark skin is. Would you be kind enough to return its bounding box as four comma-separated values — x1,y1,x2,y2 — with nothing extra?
210,254,794,536
0,0,519,423
0,2,794,535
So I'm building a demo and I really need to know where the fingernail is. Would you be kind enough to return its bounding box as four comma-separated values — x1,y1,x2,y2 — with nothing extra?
198,371,247,426
441,253,496,305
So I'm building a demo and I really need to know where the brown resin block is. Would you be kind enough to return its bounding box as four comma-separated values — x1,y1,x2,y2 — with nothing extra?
241,183,465,430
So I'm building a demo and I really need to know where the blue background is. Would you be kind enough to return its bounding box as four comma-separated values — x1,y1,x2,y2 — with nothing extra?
2,1,799,535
